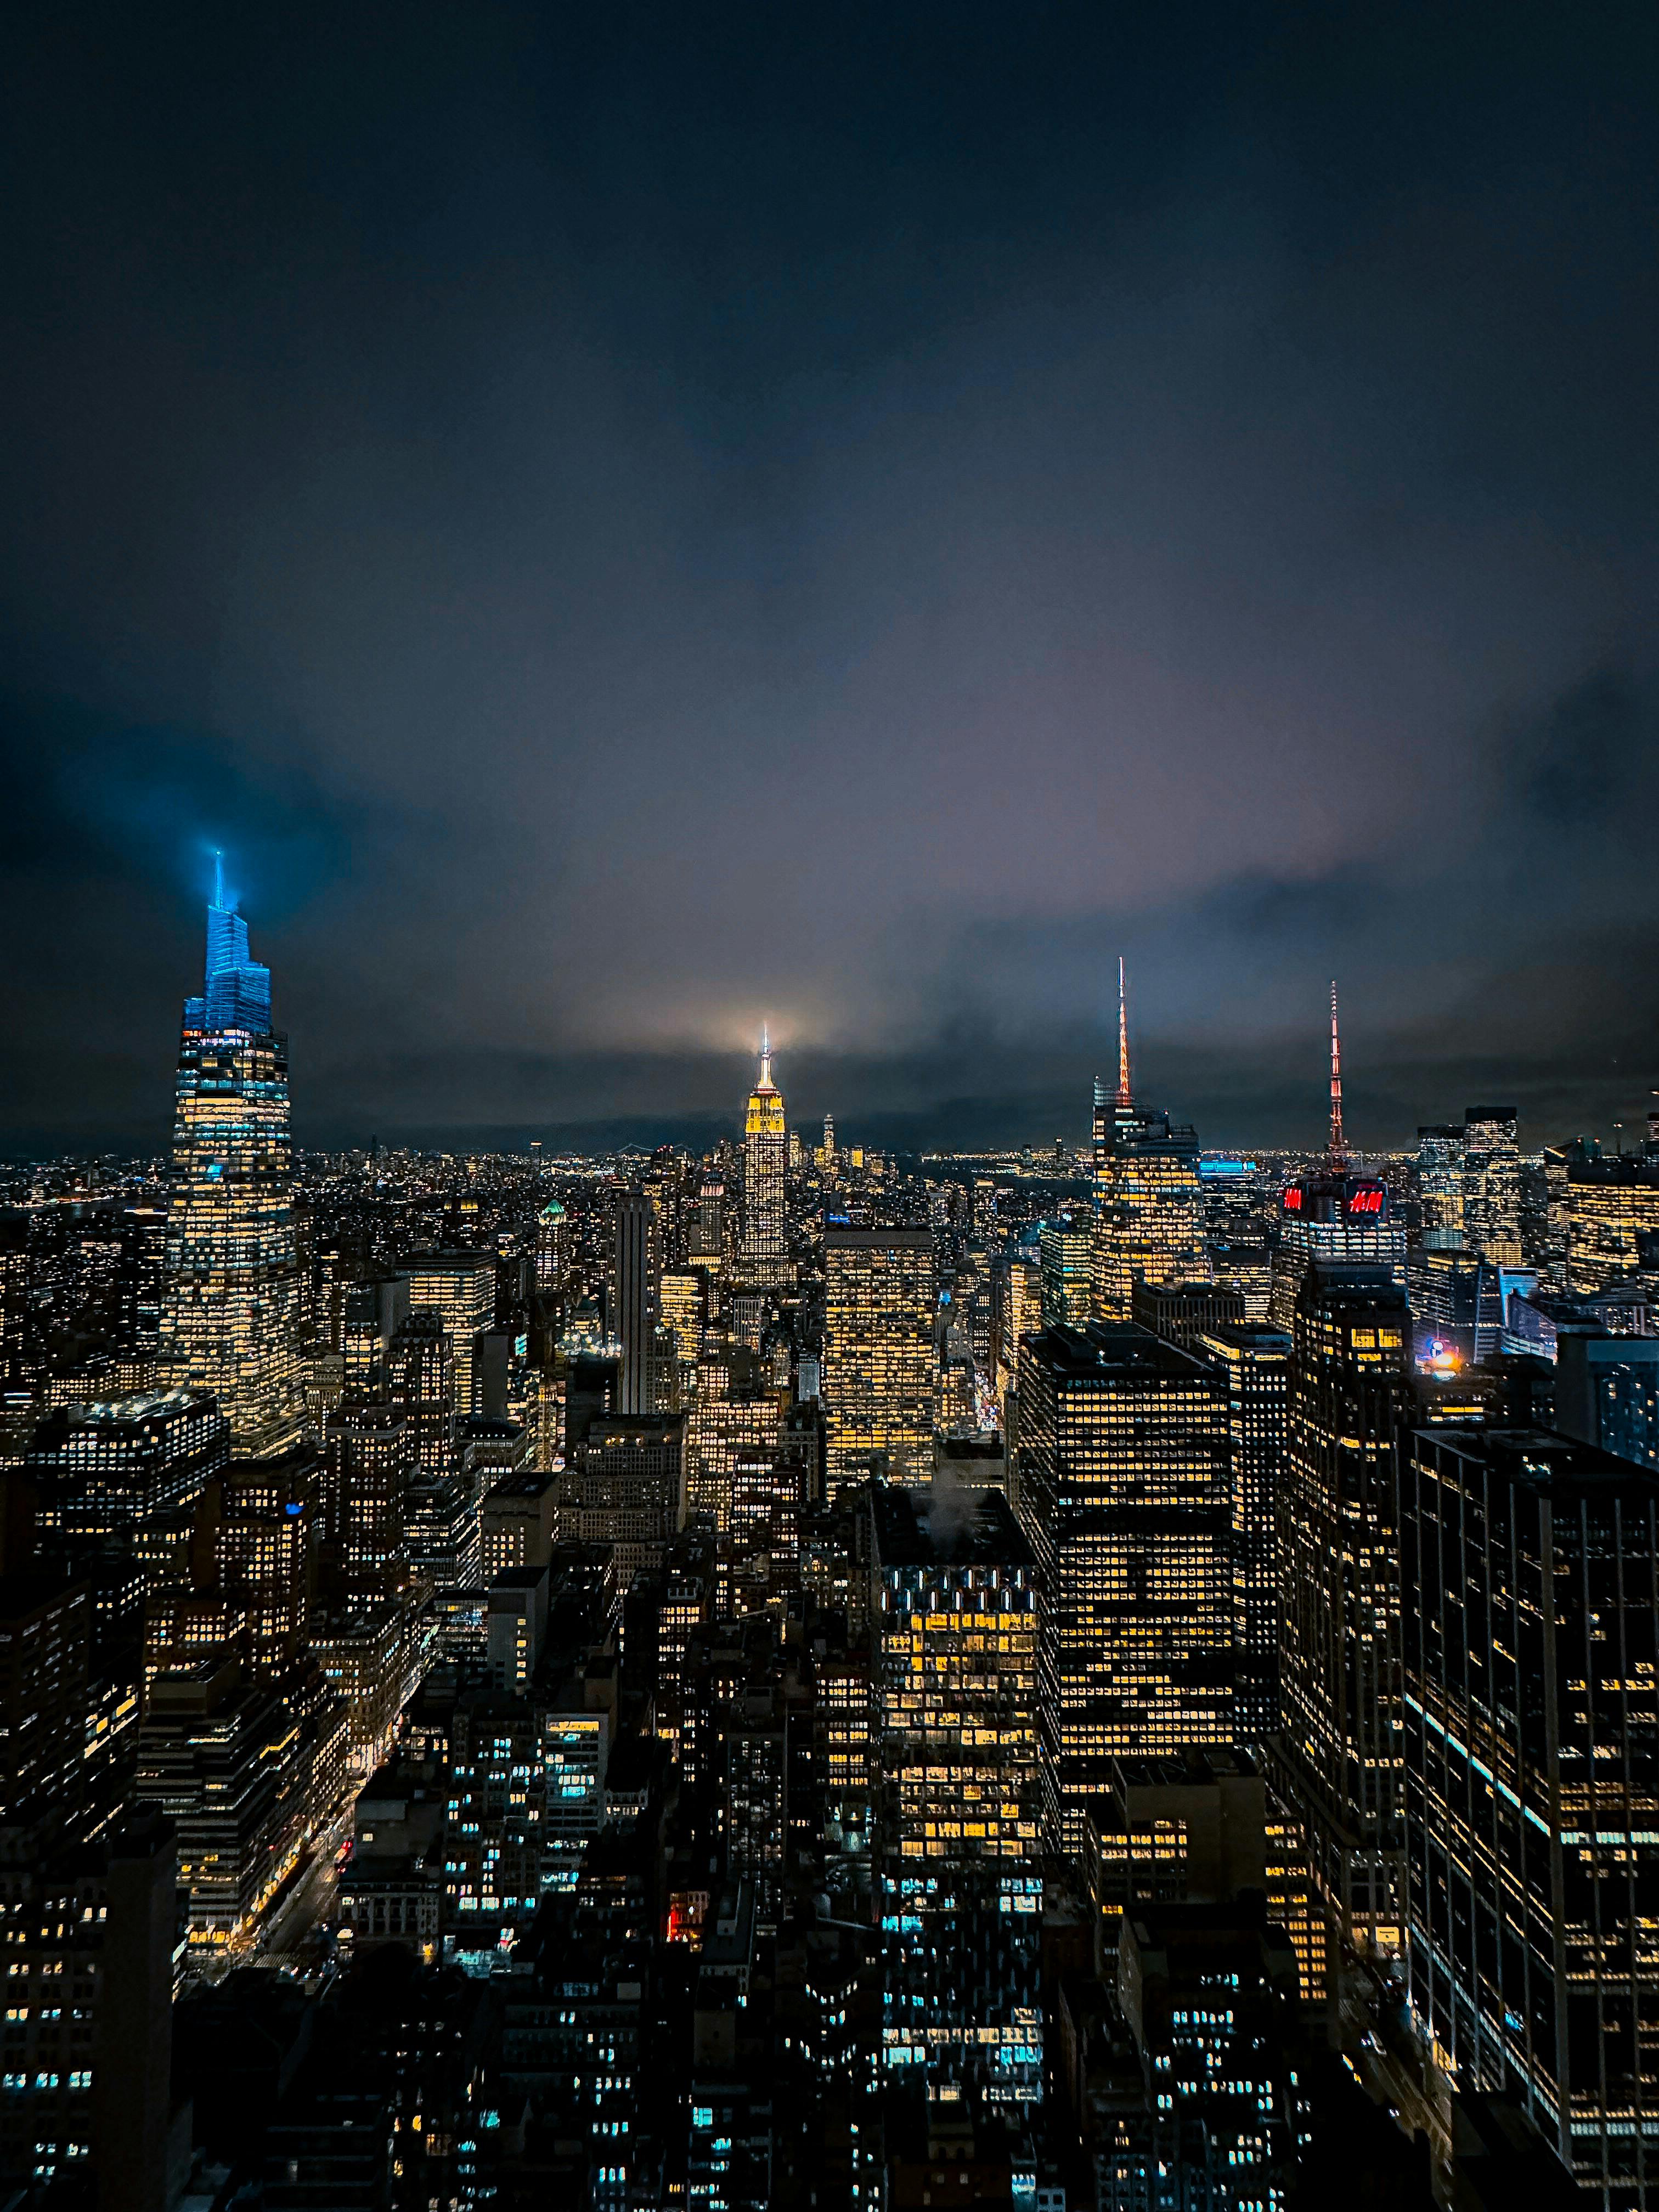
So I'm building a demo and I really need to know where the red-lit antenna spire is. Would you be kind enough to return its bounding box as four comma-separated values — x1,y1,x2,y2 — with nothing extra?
1116,956,1132,1109
1328,980,1347,1169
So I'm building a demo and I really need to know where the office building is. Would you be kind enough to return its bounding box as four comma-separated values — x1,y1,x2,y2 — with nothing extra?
871,1485,1042,2105
1268,990,1407,1328
1461,1105,1522,1264
544,1691,610,1889
659,1268,703,1377
1566,1155,1659,1294
388,1311,457,1474
0,1812,179,2209
0,1572,96,1854
1040,1214,1093,1328
993,1252,1041,1395
28,1388,229,1559
610,1189,661,1417
340,1274,410,1394
134,1653,337,1949
480,1469,557,1577
1015,1323,1232,1861
310,1599,422,1775
157,864,306,1456
486,1563,549,1691
1194,1322,1291,1742
1274,1263,1412,1955
1085,1748,1265,1937
1268,1170,1406,1330
1111,1902,1304,2211
402,1250,495,1413
1409,1245,1510,1366
1130,1277,1246,1352
1416,1124,1466,1250
323,1400,414,1598
1091,964,1205,1321
1554,1330,1659,1472
559,1413,685,1584
534,1198,568,1295
445,1692,551,1939
1400,1427,1659,2205
740,1034,789,1287
114,1204,168,1358
212,1447,317,1673
823,1227,936,1482
689,1172,726,1274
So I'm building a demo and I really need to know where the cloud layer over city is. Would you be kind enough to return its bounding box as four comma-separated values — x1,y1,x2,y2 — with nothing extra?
4,3,1658,1151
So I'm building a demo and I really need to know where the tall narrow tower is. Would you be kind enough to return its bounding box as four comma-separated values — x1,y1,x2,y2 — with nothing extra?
158,861,305,1455
1091,960,1204,1319
740,1029,789,1287
1327,981,1347,1169
1266,985,1406,1330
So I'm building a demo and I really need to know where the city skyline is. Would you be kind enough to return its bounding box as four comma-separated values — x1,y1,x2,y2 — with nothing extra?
5,864,1658,1161
10,10,1659,2208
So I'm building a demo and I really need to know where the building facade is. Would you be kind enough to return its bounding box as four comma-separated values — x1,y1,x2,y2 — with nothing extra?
822,1227,936,1484
1193,1322,1291,1745
1400,1427,1659,2208
740,1039,789,1287
1015,1324,1232,1861
157,871,305,1456
1274,1263,1412,1955
871,1486,1042,2106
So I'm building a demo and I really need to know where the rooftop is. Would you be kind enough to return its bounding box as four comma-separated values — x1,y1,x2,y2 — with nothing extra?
1026,1322,1217,1384
872,1482,1034,1570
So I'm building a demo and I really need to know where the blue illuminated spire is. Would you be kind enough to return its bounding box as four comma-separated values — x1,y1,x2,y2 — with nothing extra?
184,852,272,1032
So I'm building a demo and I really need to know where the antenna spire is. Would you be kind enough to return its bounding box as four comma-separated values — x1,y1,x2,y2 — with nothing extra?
759,1024,772,1087
1115,956,1132,1109
212,849,226,910
1328,980,1347,1169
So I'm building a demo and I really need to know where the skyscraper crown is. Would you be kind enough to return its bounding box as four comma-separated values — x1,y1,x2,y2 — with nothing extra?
184,853,273,1032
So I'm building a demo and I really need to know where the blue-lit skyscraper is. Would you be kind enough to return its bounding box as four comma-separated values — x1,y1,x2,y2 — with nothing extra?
158,861,306,1455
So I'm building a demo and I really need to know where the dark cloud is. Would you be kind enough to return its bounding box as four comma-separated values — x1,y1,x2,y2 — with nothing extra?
2,3,1658,1154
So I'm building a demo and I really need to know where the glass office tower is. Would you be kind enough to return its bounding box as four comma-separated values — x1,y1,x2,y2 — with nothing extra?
158,866,305,1456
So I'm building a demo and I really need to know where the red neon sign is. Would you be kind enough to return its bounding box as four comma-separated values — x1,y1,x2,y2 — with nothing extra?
1282,1186,1303,1212
1346,1186,1385,1216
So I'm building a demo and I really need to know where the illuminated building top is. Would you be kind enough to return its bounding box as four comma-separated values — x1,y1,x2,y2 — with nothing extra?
740,1027,790,1286
184,851,273,1034
743,1026,785,1139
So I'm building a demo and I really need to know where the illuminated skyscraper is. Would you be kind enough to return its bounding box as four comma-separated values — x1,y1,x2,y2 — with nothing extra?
1039,1214,1092,1327
740,1032,790,1286
823,1227,936,1482
1461,1105,1522,1263
659,1268,703,1373
992,1251,1040,1397
1091,961,1204,1321
689,1171,726,1274
1566,1153,1659,1294
1194,1321,1291,1743
610,1189,661,1417
402,1249,495,1412
534,1199,568,1295
871,1485,1042,2105
1273,1262,1412,1956
1400,1427,1659,2203
1267,986,1406,1329
158,862,306,1457
1015,1323,1232,1861
1414,1124,1466,1250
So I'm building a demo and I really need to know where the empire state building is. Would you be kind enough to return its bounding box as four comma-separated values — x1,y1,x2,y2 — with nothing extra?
157,860,306,1455
740,1030,791,1288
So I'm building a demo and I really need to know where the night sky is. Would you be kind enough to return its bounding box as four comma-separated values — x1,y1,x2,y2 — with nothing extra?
4,3,1658,1154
